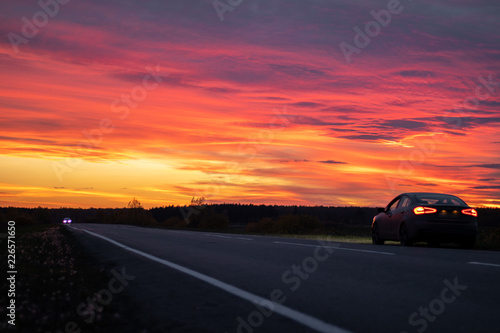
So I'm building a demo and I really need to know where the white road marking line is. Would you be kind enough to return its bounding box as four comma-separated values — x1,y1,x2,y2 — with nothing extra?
274,241,395,256
468,261,500,268
71,227,352,333
204,233,253,241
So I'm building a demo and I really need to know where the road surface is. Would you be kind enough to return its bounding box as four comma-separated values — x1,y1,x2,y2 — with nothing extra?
68,224,500,333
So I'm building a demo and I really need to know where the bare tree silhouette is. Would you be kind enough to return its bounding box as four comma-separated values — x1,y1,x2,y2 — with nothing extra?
128,197,143,209
127,197,143,224
190,196,206,206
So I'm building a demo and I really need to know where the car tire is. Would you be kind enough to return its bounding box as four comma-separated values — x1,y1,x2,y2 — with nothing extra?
372,223,384,245
399,224,412,246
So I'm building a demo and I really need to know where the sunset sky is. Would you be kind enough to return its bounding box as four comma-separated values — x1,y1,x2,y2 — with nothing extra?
1,0,499,208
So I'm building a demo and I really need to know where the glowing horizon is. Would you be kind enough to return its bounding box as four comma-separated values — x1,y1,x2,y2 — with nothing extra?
1,0,499,209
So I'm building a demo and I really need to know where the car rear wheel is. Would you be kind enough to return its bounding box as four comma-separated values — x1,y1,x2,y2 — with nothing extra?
372,224,384,245
399,224,412,246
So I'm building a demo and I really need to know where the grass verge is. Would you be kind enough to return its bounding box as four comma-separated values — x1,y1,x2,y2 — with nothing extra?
0,224,145,333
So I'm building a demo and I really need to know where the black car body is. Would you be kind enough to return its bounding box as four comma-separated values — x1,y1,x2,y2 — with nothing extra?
372,193,477,247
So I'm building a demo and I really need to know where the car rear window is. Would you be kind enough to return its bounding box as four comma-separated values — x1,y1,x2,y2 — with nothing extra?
415,194,466,206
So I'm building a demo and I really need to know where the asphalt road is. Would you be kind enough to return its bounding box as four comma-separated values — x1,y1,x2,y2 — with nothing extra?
68,224,500,333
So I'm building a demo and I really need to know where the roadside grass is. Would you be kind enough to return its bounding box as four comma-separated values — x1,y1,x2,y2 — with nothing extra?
0,224,143,333
153,222,373,243
280,234,372,244
245,224,373,244
477,227,500,250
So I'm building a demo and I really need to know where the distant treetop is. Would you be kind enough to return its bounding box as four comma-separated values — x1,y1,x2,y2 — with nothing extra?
127,197,143,209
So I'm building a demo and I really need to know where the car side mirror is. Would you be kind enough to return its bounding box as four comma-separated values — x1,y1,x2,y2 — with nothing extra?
377,208,385,213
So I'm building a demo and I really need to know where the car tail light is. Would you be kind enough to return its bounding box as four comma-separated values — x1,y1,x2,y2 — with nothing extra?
461,208,477,217
413,206,437,215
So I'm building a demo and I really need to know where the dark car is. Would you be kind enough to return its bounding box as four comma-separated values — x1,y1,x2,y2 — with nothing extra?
372,193,477,248
63,217,72,224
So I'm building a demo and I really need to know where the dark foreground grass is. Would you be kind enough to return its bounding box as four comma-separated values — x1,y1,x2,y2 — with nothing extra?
0,224,147,333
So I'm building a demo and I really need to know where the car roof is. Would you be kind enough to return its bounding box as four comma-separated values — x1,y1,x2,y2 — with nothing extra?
398,192,458,197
